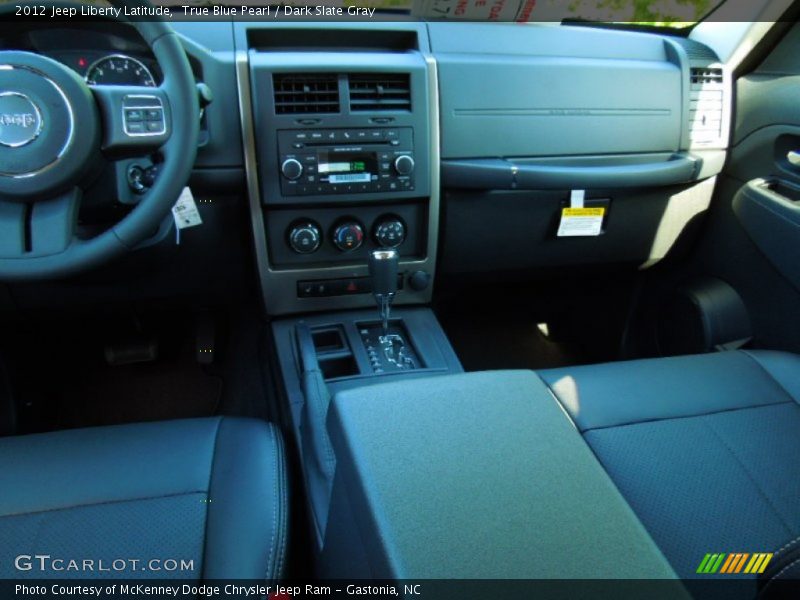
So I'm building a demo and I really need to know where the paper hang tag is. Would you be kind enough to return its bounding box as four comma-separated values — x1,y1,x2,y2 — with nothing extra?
570,189,585,209
172,187,203,230
557,207,606,237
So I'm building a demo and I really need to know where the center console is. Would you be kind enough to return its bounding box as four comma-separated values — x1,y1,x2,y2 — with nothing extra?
272,306,463,543
322,371,686,585
235,23,464,559
236,24,439,315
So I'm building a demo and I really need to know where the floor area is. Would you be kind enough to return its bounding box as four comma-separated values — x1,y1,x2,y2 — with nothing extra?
435,275,636,372
0,305,272,435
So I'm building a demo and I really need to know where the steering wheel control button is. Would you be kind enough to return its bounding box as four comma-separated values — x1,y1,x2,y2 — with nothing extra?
281,158,304,181
0,92,43,148
374,217,406,249
332,221,365,252
288,221,322,254
123,95,166,137
125,109,144,122
126,121,145,134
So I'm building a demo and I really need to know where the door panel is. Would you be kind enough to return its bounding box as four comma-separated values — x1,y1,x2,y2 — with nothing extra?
680,22,800,352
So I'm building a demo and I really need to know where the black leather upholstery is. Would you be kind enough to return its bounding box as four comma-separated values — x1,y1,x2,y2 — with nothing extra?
0,416,288,580
540,350,800,581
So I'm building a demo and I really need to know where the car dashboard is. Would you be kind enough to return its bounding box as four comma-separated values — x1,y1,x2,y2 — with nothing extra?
0,19,731,316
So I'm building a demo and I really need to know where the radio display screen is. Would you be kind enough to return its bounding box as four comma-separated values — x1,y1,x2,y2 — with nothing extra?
318,151,378,184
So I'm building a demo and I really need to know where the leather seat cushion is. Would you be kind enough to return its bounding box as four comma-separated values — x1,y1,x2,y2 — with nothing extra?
0,416,288,580
540,351,800,580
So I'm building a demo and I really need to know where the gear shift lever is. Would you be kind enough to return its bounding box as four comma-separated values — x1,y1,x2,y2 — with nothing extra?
368,249,399,335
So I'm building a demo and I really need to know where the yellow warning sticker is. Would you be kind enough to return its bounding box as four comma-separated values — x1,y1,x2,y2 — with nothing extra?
557,206,606,237
562,207,606,217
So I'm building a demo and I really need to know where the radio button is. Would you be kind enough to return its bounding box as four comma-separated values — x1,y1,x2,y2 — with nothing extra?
394,155,415,176
281,158,303,180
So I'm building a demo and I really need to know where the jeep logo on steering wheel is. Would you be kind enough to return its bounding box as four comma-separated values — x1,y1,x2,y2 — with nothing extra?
0,91,43,148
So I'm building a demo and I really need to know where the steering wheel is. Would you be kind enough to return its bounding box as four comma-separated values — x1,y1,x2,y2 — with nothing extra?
0,5,198,280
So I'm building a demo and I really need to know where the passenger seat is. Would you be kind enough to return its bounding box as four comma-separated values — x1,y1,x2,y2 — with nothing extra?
540,351,800,581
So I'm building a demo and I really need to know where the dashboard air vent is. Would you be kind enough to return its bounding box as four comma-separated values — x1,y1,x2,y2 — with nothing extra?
273,74,340,114
348,73,411,112
691,67,723,86
689,67,724,144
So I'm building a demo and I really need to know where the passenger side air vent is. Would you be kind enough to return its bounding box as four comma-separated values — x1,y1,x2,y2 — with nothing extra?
348,73,411,112
273,74,340,114
689,67,724,144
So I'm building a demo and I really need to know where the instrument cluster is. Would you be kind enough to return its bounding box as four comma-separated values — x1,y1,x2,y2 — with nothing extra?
47,51,158,87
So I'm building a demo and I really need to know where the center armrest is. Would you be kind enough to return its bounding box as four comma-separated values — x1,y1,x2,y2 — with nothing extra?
325,370,685,582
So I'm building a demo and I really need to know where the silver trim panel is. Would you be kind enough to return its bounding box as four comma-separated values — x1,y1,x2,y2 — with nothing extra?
236,49,441,316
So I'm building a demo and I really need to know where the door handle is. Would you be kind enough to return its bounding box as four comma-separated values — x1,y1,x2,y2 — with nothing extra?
788,150,800,167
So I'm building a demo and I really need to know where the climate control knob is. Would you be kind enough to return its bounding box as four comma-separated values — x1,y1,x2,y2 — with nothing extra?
281,158,303,180
288,221,321,254
332,221,365,252
393,155,415,176
374,217,406,249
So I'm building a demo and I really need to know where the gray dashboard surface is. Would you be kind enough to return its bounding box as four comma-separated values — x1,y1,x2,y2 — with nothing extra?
172,21,244,168
429,23,684,159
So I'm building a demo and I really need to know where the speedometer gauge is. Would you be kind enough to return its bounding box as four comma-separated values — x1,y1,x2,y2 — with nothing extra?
85,55,155,87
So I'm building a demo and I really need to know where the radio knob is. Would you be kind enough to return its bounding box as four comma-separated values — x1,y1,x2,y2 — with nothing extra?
281,158,304,181
288,221,321,254
332,221,365,252
393,155,415,176
374,217,406,249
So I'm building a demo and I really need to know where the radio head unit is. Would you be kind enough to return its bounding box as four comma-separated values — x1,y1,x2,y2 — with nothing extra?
278,127,415,197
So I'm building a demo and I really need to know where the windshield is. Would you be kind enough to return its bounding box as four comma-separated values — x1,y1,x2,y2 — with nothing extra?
363,0,720,26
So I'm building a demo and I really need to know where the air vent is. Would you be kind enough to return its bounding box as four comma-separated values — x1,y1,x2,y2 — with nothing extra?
689,67,724,144
348,74,411,112
273,74,339,115
691,67,723,86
